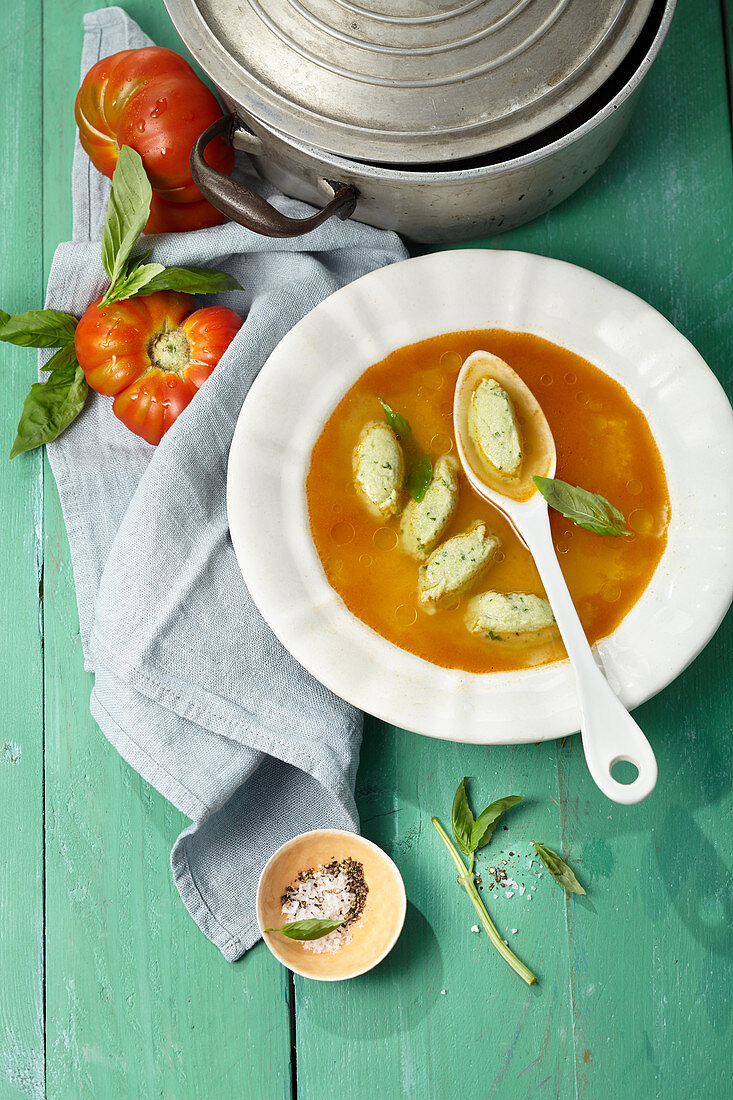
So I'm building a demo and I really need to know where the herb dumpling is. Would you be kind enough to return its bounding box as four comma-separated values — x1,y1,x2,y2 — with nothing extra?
418,521,498,605
469,378,522,475
465,591,555,637
399,455,459,561
353,420,404,517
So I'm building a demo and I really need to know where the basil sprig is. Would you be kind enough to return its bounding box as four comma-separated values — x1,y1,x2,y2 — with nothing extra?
533,842,586,895
10,360,88,459
452,777,522,874
379,398,433,503
99,147,242,307
264,918,344,941
2,145,243,457
432,808,536,986
100,145,156,298
532,475,630,537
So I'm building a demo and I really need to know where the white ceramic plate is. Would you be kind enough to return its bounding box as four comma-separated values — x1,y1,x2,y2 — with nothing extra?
227,251,733,744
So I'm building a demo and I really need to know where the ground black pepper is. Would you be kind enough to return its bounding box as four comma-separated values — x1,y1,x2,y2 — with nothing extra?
281,856,368,930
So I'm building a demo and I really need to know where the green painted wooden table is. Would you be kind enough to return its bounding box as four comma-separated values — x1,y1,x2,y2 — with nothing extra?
1,1,731,1097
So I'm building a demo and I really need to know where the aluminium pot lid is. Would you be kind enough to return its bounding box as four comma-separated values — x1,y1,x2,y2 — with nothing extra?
165,0,656,165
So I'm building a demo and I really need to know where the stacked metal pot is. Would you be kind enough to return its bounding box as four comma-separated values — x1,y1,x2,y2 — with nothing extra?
165,0,676,241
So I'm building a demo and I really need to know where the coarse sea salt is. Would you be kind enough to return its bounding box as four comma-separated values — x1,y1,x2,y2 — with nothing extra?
280,858,367,954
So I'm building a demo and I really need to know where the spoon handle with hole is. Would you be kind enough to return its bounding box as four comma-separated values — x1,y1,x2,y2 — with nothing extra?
519,502,658,804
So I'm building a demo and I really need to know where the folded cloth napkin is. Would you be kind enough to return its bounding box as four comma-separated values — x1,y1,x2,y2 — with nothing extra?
44,6,408,960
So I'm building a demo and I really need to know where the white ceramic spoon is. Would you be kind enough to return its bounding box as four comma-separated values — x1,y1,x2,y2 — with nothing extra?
454,351,657,805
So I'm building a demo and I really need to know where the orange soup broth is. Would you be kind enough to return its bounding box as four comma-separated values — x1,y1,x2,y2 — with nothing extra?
306,331,670,674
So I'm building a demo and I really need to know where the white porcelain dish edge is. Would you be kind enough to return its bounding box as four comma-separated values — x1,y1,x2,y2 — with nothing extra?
227,250,733,744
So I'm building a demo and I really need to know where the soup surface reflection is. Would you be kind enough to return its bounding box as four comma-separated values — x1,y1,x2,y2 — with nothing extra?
306,330,670,674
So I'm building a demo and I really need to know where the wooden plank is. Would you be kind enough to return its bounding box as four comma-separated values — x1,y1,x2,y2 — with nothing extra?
725,0,733,112
295,721,574,1097
0,1,46,1097
554,0,733,1094
295,0,733,1096
40,2,291,1096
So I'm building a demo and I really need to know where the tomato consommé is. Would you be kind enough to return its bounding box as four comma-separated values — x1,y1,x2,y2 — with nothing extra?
306,331,670,674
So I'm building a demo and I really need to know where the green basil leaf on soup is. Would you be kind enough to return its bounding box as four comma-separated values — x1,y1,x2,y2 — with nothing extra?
405,453,433,503
533,475,630,537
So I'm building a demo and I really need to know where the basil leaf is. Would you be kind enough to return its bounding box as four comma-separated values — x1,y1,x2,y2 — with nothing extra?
137,266,243,297
533,475,630,537
451,777,476,858
10,361,88,459
0,309,78,348
264,918,344,941
101,262,166,306
101,145,152,290
0,309,9,327
128,248,153,269
379,399,411,442
405,452,433,503
471,795,523,852
41,344,78,372
533,842,586,895
379,398,433,504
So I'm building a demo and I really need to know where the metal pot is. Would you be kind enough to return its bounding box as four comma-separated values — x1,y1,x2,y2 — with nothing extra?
165,0,676,243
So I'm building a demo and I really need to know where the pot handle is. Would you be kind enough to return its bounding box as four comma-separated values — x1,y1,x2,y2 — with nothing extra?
190,114,359,238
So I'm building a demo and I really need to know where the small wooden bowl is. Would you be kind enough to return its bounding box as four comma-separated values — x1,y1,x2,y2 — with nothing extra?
256,829,406,981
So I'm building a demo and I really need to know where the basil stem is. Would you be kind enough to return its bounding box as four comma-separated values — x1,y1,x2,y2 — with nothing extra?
432,816,537,986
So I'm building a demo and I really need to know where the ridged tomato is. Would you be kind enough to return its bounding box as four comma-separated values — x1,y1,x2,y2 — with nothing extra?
75,47,234,234
75,291,242,444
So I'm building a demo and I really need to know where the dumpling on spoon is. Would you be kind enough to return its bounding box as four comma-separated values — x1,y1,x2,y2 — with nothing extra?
454,350,554,503
469,378,522,475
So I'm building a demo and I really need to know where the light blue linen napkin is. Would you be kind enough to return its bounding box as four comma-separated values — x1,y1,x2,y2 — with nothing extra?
44,6,408,959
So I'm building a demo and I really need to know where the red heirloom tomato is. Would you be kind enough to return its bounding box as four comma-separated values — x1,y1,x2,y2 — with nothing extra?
74,47,234,234
75,291,243,445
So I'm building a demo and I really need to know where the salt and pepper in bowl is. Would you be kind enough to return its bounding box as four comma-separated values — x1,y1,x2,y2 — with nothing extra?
257,830,406,981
